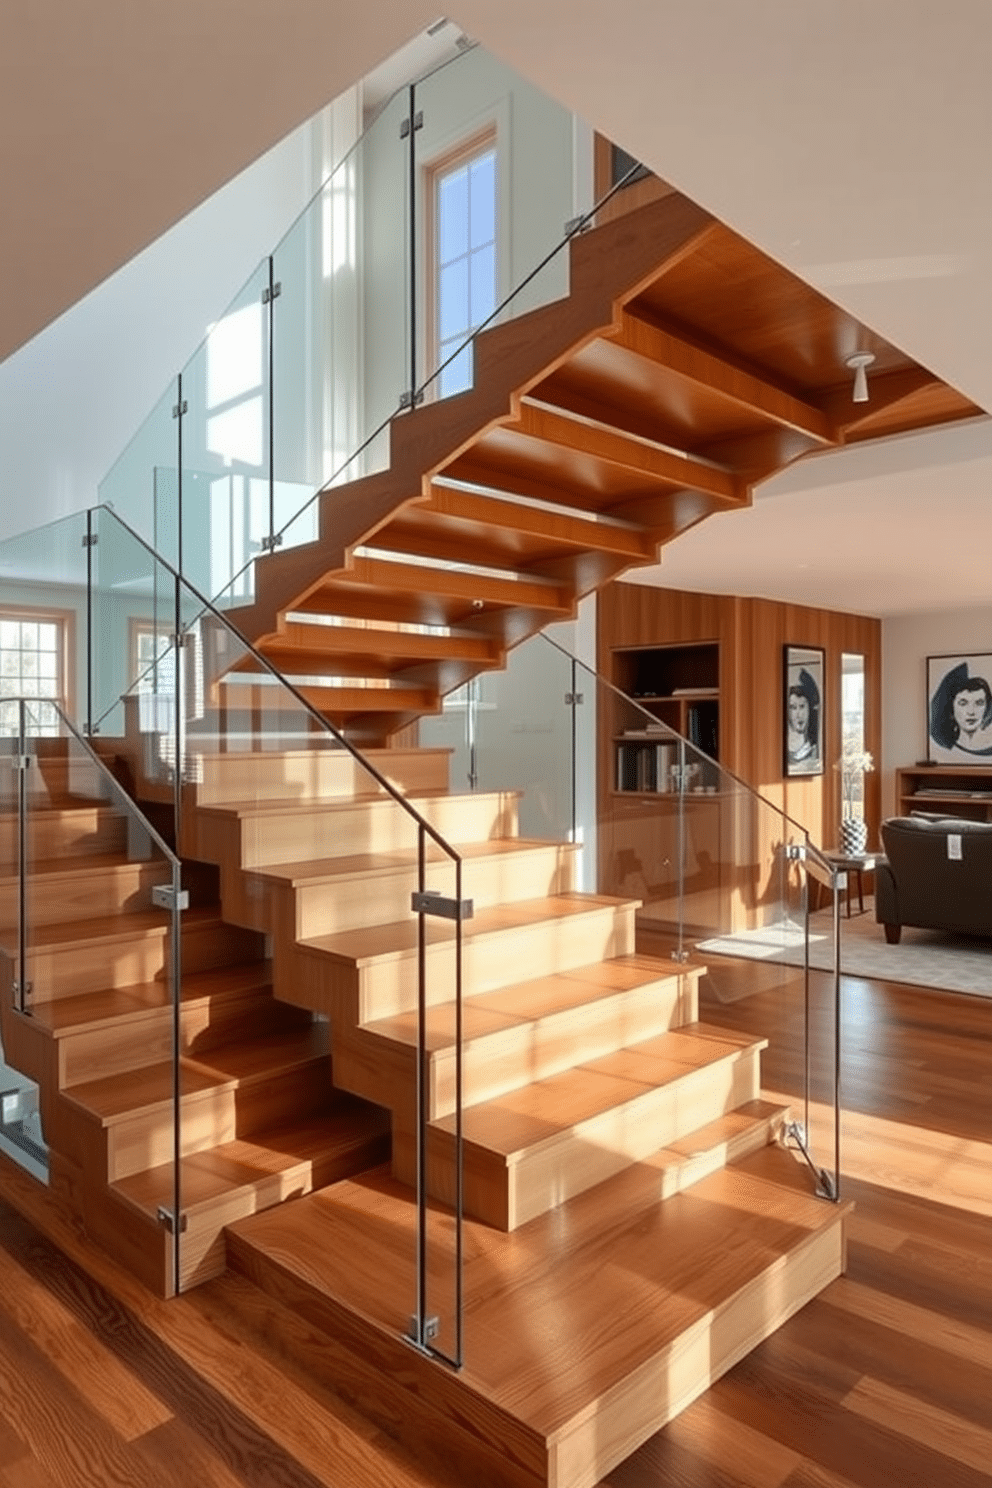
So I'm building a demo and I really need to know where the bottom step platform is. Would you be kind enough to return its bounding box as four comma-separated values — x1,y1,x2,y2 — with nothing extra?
226,1137,849,1488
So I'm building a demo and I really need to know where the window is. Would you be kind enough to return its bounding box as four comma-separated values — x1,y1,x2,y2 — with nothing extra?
0,611,71,736
431,134,497,398
130,621,175,695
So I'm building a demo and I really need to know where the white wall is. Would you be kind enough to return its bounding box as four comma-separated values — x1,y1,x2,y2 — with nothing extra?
882,606,992,814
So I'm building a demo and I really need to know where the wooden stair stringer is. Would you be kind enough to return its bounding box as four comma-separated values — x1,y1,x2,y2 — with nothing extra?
226,196,720,645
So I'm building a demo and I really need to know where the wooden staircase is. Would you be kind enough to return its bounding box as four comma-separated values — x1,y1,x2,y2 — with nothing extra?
219,189,978,745
0,747,391,1295
16,188,965,1485
175,736,846,1488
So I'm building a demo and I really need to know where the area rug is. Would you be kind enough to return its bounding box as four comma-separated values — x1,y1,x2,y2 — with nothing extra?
697,899,992,999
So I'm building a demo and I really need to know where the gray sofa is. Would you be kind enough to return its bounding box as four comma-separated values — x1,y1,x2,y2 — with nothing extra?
876,816,992,944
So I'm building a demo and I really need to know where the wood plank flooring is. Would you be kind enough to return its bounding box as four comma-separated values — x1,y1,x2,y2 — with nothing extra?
0,960,990,1488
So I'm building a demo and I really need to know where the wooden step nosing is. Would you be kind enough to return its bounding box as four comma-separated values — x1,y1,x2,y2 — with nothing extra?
257,837,576,892
64,1076,237,1129
369,972,690,1056
304,896,635,969
459,1043,762,1164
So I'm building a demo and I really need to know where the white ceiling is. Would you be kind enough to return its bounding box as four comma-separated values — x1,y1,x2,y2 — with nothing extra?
2,0,990,616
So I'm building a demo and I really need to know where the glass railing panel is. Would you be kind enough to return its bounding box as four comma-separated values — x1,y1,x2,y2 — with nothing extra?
24,700,183,1286
802,847,842,1196
471,631,841,1206
420,633,578,846
0,510,89,733
270,86,411,563
413,47,577,397
96,506,463,1345
0,701,47,1180
90,506,176,747
97,381,181,567
179,261,271,606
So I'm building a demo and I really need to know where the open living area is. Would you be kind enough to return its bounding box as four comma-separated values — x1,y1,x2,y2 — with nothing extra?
0,5,990,1487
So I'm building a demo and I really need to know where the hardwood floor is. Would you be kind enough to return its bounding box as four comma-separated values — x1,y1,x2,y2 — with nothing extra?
0,962,989,1488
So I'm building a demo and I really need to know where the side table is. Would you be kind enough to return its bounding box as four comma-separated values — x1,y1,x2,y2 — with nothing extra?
822,850,883,917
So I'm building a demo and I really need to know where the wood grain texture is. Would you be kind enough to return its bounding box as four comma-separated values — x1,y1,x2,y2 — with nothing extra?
1,963,990,1486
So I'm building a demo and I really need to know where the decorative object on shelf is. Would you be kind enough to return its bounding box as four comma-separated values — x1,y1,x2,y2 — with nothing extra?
835,745,874,854
783,645,824,777
926,653,992,762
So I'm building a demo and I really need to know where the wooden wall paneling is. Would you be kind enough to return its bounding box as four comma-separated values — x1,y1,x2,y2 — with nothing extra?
597,581,882,932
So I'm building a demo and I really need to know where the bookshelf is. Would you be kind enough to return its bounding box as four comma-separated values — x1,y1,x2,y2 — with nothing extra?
611,643,719,795
896,764,992,823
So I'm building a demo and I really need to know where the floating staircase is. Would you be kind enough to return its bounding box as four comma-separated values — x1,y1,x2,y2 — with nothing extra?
9,188,945,1485
219,189,978,745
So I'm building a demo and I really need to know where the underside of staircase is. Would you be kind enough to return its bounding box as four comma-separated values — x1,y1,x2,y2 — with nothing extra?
222,190,978,744
5,187,979,1486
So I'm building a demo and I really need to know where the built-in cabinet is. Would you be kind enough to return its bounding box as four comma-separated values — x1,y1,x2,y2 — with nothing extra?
895,765,992,822
613,642,720,795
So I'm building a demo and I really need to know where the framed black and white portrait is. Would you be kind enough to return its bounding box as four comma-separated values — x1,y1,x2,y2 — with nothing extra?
784,645,825,777
926,653,992,762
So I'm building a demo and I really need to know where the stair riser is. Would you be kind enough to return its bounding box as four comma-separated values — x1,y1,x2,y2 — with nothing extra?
211,791,520,871
552,1220,847,1488
0,810,127,861
24,919,263,1004
103,1062,331,1182
396,1046,762,1229
149,1129,392,1293
352,904,638,1024
0,863,164,930
26,935,169,1002
289,844,578,939
56,989,300,1089
336,970,700,1119
188,747,452,807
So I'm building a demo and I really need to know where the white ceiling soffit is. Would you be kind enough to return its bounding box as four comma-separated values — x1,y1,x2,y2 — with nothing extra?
0,0,439,363
624,418,992,618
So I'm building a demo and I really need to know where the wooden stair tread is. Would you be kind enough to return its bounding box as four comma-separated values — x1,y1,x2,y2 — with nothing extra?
226,1142,849,1437
12,905,218,951
418,483,656,558
217,681,440,714
327,556,573,613
301,892,634,964
363,953,700,1049
113,1104,390,1217
256,836,574,888
256,626,501,670
29,962,273,1035
185,1022,329,1083
0,849,134,883
430,1022,765,1156
196,785,506,820
65,1024,329,1123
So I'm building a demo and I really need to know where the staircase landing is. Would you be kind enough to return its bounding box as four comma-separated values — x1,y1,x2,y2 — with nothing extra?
228,1139,848,1488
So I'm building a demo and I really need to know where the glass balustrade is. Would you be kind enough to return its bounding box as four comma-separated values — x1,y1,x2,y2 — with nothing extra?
422,627,843,1198
90,43,654,617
